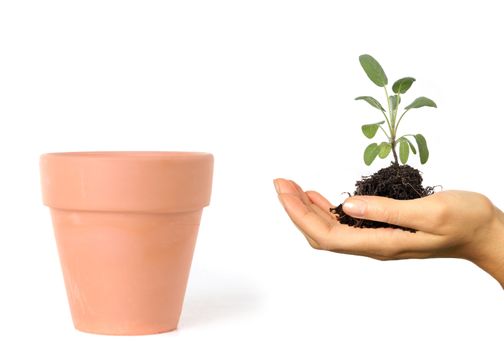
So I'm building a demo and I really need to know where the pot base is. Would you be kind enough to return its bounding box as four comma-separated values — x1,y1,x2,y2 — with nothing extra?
74,324,178,336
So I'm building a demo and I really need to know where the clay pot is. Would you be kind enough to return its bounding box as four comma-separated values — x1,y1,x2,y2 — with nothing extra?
40,152,213,335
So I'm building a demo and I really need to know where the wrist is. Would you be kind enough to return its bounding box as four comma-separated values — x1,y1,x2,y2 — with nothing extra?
469,208,504,288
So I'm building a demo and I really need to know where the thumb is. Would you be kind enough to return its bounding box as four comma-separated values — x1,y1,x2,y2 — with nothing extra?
342,195,437,231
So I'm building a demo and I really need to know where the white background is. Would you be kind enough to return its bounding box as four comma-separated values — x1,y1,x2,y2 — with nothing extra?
1,0,504,349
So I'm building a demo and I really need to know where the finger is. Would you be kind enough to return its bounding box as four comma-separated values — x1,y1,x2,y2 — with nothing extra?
288,181,337,223
342,194,445,232
289,180,312,207
310,203,336,223
276,179,334,223
278,194,326,249
275,180,330,248
306,191,334,210
306,191,336,222
274,178,297,195
278,193,333,249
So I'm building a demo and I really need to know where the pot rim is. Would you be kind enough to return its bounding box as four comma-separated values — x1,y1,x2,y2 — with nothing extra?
41,151,212,160
40,151,214,213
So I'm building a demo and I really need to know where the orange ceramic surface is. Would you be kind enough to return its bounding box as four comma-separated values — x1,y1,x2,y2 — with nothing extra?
40,152,213,335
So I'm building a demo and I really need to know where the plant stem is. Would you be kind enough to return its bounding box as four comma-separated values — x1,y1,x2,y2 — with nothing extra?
379,125,390,139
395,109,409,134
384,87,392,125
380,110,392,134
384,87,398,165
391,139,399,164
394,93,401,128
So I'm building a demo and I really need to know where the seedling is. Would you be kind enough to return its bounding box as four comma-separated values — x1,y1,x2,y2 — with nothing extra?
330,54,437,231
356,54,437,166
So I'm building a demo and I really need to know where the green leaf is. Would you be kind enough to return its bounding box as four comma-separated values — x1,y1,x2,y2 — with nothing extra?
361,121,385,139
378,142,391,159
359,54,388,87
392,77,416,94
398,136,417,154
389,95,400,113
405,97,437,110
355,96,385,111
414,134,429,164
399,139,410,164
364,143,380,166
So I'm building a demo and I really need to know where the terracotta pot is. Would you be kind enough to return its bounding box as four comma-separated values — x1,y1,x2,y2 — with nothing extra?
40,152,213,335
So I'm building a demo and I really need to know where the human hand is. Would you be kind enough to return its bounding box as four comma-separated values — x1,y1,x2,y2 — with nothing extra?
274,178,504,287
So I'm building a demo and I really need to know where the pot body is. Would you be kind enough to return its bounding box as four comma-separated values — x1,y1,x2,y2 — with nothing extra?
40,152,213,335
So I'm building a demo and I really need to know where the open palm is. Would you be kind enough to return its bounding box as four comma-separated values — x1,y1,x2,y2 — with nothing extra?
274,178,502,267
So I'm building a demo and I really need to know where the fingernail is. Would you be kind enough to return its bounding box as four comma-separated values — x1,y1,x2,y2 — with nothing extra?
274,179,297,194
273,179,280,193
343,199,367,217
